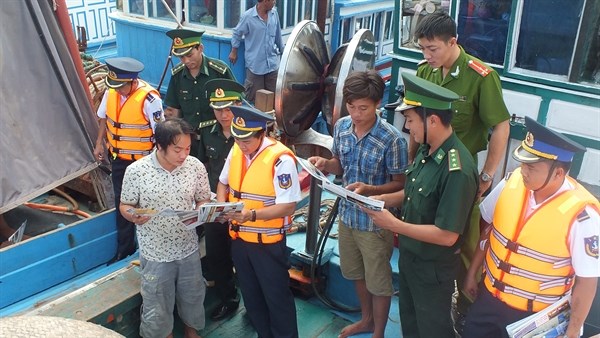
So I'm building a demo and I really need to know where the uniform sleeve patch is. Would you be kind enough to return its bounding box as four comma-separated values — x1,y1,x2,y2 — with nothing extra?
278,174,292,189
146,93,156,103
584,235,599,259
577,209,590,222
153,111,163,122
468,59,491,77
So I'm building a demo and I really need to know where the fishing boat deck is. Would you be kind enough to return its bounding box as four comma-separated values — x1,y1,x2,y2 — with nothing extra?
19,244,402,338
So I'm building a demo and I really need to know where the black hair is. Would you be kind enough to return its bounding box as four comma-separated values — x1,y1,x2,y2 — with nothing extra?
154,118,196,149
540,158,572,173
414,11,457,42
343,70,385,104
414,106,453,126
555,161,572,172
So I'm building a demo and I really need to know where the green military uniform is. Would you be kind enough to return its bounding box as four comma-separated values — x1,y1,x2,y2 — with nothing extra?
197,79,244,320
198,123,234,191
397,73,479,338
400,135,478,259
417,46,510,318
164,29,235,158
164,56,234,133
416,46,509,155
399,134,478,338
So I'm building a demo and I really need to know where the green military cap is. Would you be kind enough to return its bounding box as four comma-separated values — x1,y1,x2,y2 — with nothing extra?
205,79,245,109
166,29,204,56
394,100,416,113
401,73,459,110
104,57,144,89
513,116,586,163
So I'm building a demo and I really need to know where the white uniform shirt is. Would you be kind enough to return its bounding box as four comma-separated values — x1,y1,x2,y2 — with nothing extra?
121,151,211,262
481,176,600,278
96,86,164,131
219,137,301,204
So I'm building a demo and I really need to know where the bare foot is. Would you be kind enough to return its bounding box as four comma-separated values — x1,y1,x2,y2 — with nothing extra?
183,324,201,338
338,320,374,338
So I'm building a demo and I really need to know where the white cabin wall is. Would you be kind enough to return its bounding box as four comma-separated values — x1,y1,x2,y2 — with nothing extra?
546,100,600,186
502,89,541,121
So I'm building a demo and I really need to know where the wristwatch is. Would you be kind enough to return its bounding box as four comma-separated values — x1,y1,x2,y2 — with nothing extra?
480,172,493,182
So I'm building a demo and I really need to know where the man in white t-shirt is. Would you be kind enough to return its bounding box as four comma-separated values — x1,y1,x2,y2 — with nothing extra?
120,118,210,338
462,116,600,338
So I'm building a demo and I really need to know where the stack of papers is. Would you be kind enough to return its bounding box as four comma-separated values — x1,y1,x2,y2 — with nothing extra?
506,296,574,338
296,157,384,211
127,201,244,230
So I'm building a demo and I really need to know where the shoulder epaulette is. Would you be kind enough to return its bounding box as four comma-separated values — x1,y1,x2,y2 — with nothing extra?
417,59,428,67
208,59,228,75
448,149,462,172
198,119,218,129
467,59,491,77
171,62,185,76
146,92,156,103
577,209,591,222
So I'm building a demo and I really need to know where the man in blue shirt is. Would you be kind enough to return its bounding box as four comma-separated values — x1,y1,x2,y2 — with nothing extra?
309,70,408,338
228,0,283,103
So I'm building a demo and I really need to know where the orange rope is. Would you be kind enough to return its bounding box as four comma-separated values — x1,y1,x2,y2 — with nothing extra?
23,202,91,219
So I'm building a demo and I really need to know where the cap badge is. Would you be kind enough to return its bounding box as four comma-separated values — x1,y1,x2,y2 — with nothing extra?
174,37,183,46
108,71,117,80
215,88,225,98
525,132,534,147
235,117,246,127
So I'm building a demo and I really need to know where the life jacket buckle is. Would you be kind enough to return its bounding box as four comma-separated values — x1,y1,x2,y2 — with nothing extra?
505,240,520,252
498,260,512,273
493,279,506,292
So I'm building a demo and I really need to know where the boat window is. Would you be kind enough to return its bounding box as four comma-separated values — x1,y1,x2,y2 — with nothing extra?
397,0,511,65
338,9,395,61
278,0,318,29
398,0,451,50
512,0,599,86
151,0,177,20
188,0,216,26
456,0,511,66
396,0,599,88
129,0,146,15
223,0,254,29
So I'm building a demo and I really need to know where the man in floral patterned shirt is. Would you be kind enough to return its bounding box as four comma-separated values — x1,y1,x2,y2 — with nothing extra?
120,118,211,338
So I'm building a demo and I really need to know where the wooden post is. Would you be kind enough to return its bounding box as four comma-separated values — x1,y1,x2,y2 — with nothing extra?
317,0,328,34
254,89,275,113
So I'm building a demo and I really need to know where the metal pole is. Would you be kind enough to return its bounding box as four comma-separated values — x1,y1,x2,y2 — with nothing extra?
305,176,322,255
159,0,182,27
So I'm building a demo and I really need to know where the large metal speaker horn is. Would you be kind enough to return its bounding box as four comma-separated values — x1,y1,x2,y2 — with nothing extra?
276,22,376,138
323,29,376,134
275,20,330,137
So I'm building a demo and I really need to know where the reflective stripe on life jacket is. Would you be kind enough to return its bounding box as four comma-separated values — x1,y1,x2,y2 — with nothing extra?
227,139,295,244
484,168,599,312
106,80,158,161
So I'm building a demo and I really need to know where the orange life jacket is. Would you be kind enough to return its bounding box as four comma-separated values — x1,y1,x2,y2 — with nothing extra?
106,80,158,161
484,168,600,312
227,139,295,244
